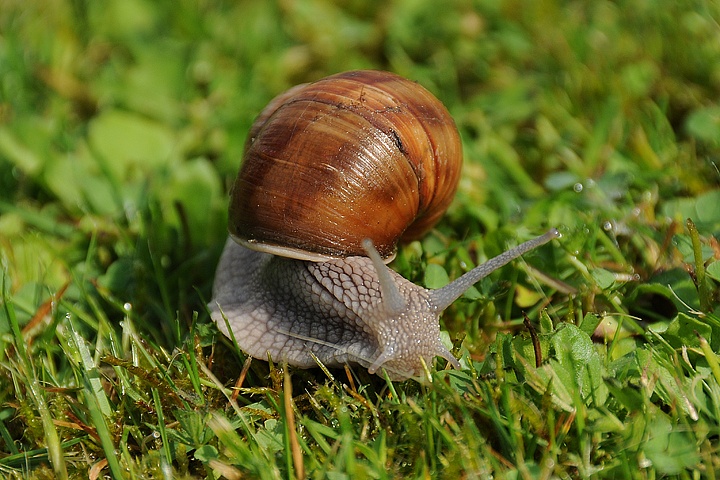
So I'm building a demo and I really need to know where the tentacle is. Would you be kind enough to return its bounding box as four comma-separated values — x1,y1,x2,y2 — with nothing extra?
362,238,406,315
429,229,559,310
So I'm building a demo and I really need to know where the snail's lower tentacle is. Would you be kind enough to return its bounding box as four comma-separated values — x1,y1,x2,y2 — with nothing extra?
435,344,461,370
367,346,398,375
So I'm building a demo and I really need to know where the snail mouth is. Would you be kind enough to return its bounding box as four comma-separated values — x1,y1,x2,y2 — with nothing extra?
366,344,460,381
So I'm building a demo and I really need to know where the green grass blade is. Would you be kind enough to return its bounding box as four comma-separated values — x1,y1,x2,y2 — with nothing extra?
686,218,712,311
66,317,124,478
151,387,173,470
4,282,68,479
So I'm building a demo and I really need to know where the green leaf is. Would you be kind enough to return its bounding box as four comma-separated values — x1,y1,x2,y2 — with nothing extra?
156,157,224,246
605,377,644,412
644,413,700,475
707,261,720,282
515,323,608,410
255,418,285,454
515,284,544,307
661,197,699,223
193,445,219,463
97,258,135,294
685,106,720,146
660,191,720,231
0,127,42,175
635,347,700,418
695,189,720,225
88,109,177,180
170,409,215,448
591,267,616,290
578,312,601,337
549,323,608,406
544,171,579,191
620,60,659,98
424,263,450,289
643,267,700,312
664,312,713,350
539,309,554,334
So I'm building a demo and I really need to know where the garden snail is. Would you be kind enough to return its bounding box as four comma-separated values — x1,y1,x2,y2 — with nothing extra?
209,70,558,380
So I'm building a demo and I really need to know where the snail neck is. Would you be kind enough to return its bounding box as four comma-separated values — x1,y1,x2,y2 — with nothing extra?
429,229,560,311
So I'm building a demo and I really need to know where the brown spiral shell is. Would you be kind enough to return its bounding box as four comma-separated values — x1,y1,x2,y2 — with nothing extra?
228,70,463,261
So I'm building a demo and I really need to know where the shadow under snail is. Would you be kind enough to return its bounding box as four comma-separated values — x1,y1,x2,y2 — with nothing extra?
209,70,559,381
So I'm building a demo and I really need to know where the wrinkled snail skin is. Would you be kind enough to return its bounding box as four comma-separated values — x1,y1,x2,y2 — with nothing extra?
210,229,560,381
209,69,559,380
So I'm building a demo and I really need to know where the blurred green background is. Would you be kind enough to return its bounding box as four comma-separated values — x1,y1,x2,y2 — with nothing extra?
2,9,716,230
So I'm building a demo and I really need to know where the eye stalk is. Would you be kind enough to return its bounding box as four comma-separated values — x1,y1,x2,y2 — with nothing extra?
429,229,560,311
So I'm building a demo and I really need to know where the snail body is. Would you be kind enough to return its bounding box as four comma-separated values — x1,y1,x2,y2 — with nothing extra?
210,70,558,380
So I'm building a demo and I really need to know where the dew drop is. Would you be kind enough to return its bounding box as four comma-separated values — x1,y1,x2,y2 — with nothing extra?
573,182,583,193
603,221,614,231
123,302,132,312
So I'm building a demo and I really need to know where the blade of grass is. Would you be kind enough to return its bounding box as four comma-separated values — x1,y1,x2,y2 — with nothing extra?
207,412,281,480
4,281,68,480
67,317,113,416
0,200,75,238
697,332,720,386
66,317,124,478
151,387,173,469
283,369,305,480
144,210,176,342
686,218,712,311
183,311,205,401
0,437,86,470
0,410,19,455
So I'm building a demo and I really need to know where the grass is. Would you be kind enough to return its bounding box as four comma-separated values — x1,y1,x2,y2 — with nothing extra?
1,0,720,478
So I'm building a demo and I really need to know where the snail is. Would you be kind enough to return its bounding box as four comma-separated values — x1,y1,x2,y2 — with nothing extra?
209,70,558,380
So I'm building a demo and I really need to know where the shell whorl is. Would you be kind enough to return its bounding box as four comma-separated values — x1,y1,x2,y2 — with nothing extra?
228,70,463,262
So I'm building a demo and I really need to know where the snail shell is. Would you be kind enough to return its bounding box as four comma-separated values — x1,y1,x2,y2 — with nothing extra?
229,70,463,261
